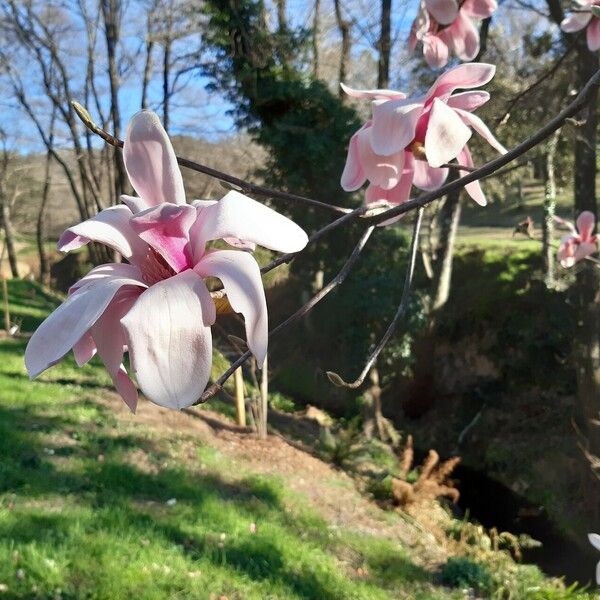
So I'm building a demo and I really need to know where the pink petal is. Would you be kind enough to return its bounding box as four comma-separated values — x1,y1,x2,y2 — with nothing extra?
357,125,404,190
458,145,486,205
442,13,480,61
424,98,472,167
446,91,490,112
587,19,600,51
413,159,449,191
461,0,497,19
423,34,450,69
189,191,308,262
123,111,186,207
25,275,146,379
370,98,424,156
574,240,598,263
69,263,146,294
558,235,578,267
121,269,216,409
576,210,596,241
195,249,268,367
365,152,415,216
410,3,431,47
340,82,406,100
73,332,97,366
426,63,496,101
561,12,591,32
455,108,507,154
341,128,367,191
425,0,459,25
58,205,149,265
91,288,142,413
130,203,197,272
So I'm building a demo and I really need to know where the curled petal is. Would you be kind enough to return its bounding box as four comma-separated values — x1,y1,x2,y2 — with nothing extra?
560,12,591,32
458,145,486,206
455,108,507,154
69,263,146,294
424,98,472,167
370,98,424,156
341,129,367,191
340,82,406,100
121,194,150,214
574,240,598,263
413,159,449,191
25,275,146,379
589,533,600,551
446,91,490,112
121,270,216,410
190,191,308,261
441,13,480,61
58,205,149,266
577,211,596,241
423,34,450,69
73,332,96,366
461,0,497,19
192,200,256,251
357,126,404,190
426,63,496,101
425,0,459,25
130,203,197,272
558,235,578,267
196,249,268,366
587,19,600,51
124,111,186,206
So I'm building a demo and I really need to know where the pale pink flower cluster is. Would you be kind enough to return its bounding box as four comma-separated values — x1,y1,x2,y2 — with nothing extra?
340,63,506,220
410,0,497,69
561,0,600,51
556,211,598,267
25,111,308,411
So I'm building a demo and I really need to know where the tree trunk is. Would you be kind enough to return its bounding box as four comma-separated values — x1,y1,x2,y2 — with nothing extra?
312,0,320,79
377,0,392,88
333,0,351,98
141,33,154,109
162,35,172,133
37,150,52,285
362,364,400,445
542,129,559,288
101,0,127,199
1,201,19,279
572,38,600,467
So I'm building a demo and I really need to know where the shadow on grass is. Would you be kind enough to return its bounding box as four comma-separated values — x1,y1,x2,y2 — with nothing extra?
0,394,429,599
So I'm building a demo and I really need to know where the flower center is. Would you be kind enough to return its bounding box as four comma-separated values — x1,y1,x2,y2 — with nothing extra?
140,248,177,285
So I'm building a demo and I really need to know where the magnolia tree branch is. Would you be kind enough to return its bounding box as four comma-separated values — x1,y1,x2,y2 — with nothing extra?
195,226,376,403
326,207,424,389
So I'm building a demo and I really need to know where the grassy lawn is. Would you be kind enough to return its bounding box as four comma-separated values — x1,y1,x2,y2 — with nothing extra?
0,281,459,600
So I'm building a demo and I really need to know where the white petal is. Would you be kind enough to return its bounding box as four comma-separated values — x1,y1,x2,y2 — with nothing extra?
455,108,507,154
58,205,149,265
25,275,146,379
121,270,216,409
196,250,268,366
424,99,472,167
189,191,308,261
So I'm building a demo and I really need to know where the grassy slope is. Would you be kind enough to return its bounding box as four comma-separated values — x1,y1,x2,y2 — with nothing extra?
0,281,456,600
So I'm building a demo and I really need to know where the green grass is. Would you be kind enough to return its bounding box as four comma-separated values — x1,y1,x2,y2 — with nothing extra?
0,283,460,600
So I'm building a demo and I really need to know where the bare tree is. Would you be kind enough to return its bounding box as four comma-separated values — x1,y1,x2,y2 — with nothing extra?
377,0,392,88
333,0,351,97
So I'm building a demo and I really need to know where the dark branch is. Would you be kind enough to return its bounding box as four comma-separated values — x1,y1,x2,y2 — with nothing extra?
326,206,424,389
196,225,376,403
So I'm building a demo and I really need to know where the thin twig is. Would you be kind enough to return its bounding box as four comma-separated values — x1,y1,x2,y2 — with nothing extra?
70,101,353,215
366,67,600,227
195,226,376,403
326,207,424,389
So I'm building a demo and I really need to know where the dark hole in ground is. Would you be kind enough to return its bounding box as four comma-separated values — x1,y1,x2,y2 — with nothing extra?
454,464,596,587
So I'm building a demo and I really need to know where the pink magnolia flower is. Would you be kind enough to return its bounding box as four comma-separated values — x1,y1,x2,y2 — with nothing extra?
556,211,598,267
410,0,497,69
340,63,506,210
589,533,600,584
25,111,308,411
561,0,600,52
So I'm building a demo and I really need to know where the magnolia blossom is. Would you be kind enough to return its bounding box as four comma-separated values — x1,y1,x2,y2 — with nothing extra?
340,63,506,213
410,0,497,69
589,533,600,584
25,111,308,412
561,0,600,52
556,211,598,267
